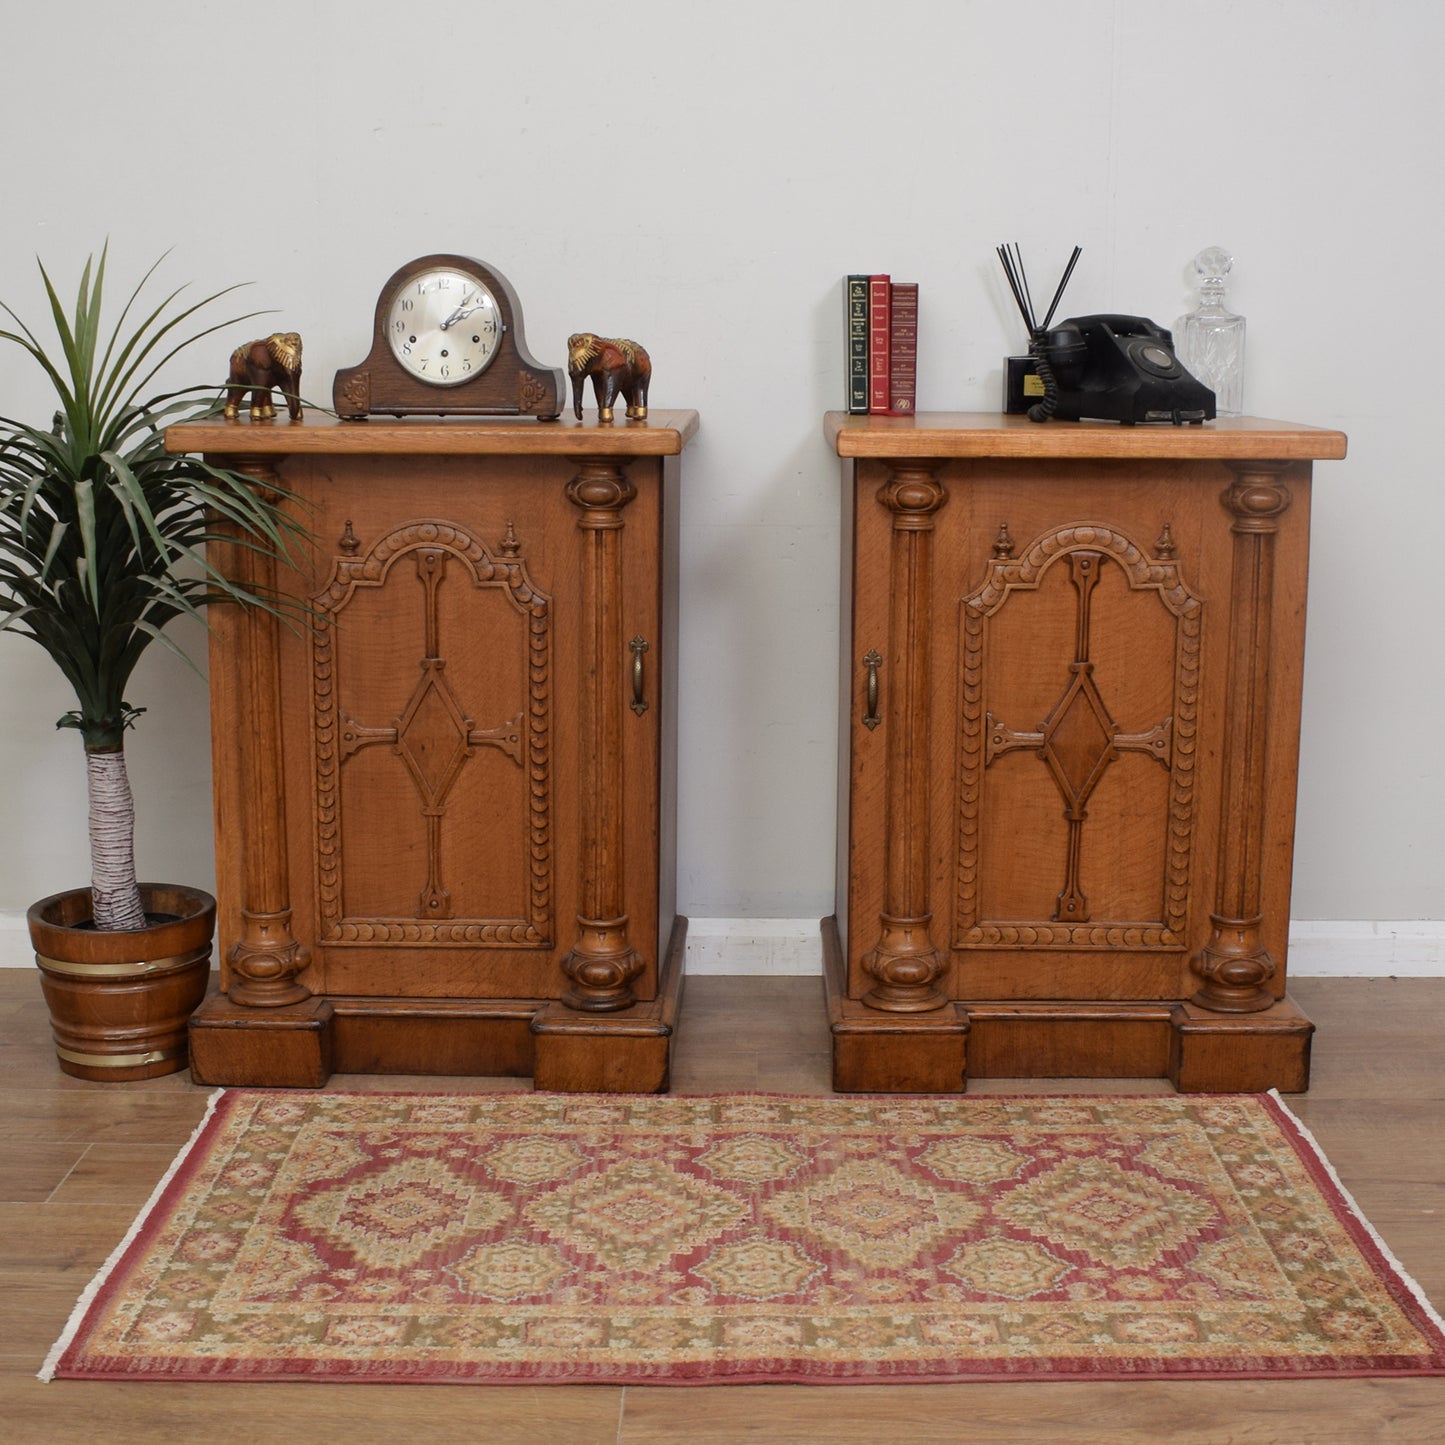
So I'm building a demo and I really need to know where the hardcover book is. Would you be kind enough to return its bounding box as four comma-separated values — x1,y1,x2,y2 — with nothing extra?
845,275,869,414
889,281,918,415
868,274,891,414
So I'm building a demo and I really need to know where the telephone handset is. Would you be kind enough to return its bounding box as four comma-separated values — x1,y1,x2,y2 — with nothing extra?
1029,314,1216,425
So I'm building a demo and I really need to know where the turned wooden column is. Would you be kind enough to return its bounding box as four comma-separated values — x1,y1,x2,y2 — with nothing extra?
1190,462,1292,1013
861,465,949,1012
220,458,311,1007
560,459,644,1012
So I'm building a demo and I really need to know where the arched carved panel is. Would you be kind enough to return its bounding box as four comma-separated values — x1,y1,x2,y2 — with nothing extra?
310,519,552,946
955,523,1202,950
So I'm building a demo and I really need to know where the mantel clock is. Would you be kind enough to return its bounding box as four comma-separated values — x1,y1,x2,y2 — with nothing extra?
333,255,563,419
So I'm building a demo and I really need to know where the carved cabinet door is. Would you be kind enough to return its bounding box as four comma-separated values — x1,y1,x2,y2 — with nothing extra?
845,456,1313,1009
243,452,663,1004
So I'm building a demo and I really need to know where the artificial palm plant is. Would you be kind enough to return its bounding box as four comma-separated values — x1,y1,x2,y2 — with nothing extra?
0,246,308,933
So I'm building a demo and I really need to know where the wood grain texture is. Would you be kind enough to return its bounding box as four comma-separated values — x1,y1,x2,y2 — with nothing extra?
833,416,1340,1091
826,410,1348,460
1,971,1443,1441
167,409,699,457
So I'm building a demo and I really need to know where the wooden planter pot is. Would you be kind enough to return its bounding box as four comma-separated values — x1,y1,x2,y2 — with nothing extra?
28,883,215,1081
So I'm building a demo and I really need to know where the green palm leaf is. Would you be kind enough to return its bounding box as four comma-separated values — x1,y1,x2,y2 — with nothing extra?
0,248,313,928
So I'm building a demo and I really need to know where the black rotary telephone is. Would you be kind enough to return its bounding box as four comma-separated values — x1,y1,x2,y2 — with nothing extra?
996,245,1215,425
1029,314,1216,426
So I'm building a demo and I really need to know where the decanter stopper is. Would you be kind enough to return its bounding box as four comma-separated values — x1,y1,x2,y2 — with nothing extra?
1175,246,1245,416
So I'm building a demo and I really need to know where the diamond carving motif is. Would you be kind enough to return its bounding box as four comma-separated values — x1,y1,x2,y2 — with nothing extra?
395,660,474,810
1040,666,1117,817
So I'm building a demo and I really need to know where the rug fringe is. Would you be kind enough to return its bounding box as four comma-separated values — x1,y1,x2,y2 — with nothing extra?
1267,1088,1445,1335
38,1087,227,1383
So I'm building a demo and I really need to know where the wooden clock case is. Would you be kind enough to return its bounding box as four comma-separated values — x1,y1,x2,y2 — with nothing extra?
826,412,1347,1094
332,255,564,419
166,410,696,1091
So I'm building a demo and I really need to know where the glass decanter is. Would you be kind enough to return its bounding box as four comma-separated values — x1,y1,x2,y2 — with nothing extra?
1175,246,1245,416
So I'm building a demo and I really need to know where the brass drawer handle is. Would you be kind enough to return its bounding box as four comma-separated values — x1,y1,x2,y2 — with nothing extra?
863,649,882,730
630,636,649,715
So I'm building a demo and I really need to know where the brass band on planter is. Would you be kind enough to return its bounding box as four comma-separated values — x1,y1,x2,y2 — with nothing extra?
54,1044,183,1069
34,944,212,979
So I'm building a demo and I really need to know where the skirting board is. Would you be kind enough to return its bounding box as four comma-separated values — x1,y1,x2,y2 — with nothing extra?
0,911,1441,977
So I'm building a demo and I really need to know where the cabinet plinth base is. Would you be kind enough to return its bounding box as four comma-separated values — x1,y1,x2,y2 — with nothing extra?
190,918,686,1093
825,917,968,1092
822,918,1313,1094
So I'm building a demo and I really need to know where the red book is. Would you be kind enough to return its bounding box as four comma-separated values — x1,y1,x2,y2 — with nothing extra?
889,281,918,415
867,275,891,414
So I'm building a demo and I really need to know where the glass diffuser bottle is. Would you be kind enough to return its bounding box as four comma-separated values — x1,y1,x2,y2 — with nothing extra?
1175,246,1245,416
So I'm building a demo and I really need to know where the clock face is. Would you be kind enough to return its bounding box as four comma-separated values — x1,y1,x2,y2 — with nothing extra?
386,268,503,386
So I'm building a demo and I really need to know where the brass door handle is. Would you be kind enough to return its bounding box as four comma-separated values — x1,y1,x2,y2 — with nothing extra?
630,636,649,715
863,649,882,730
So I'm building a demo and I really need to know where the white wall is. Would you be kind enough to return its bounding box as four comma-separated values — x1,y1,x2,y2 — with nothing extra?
1,1,1440,958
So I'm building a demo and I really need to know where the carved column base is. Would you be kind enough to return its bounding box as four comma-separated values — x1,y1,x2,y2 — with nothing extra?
561,915,642,1012
1189,914,1277,1013
227,909,312,1008
861,913,948,1012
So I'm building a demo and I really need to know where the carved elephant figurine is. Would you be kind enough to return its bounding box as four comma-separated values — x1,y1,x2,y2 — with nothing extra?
567,333,650,423
224,331,303,421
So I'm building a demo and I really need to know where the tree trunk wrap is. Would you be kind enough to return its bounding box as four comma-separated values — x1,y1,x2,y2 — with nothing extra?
85,744,146,931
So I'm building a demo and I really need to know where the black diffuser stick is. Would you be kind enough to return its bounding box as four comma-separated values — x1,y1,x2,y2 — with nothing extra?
996,246,1036,335
1012,243,1038,333
1040,245,1083,331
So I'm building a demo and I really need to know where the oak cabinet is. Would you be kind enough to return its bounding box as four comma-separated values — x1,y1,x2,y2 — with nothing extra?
166,412,696,1091
826,413,1347,1093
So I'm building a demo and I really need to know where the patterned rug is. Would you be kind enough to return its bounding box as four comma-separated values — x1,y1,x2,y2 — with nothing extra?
43,1090,1445,1384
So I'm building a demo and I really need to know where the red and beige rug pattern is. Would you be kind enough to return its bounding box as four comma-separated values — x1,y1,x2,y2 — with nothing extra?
42,1090,1445,1384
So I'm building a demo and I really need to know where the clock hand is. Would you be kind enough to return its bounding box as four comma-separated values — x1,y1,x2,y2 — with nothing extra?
440,292,478,330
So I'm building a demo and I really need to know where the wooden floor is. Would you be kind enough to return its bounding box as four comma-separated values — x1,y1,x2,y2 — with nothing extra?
2,971,1443,1443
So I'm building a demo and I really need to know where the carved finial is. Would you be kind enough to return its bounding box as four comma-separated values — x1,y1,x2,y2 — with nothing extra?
499,519,521,557
1155,522,1177,560
993,522,1015,559
339,519,360,555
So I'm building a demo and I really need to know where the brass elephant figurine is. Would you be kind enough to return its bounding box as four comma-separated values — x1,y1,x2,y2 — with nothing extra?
567,333,650,423
225,331,303,421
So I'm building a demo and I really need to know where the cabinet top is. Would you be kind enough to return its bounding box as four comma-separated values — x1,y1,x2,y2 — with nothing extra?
825,412,1347,462
166,409,700,458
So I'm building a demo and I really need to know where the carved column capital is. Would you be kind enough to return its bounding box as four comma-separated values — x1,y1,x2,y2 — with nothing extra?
566,459,637,529
224,455,286,504
877,466,947,529
1222,462,1292,534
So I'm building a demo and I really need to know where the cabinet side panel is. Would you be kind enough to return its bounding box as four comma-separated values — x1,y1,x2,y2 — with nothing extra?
835,458,856,948
844,461,894,995
620,462,662,1000
657,454,681,962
